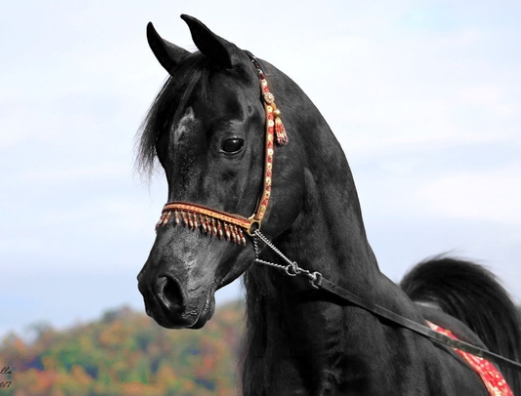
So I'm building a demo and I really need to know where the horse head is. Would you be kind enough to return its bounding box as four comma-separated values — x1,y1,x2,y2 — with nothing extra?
137,15,305,329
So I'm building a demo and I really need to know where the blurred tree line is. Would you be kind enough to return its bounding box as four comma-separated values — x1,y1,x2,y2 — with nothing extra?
0,300,244,396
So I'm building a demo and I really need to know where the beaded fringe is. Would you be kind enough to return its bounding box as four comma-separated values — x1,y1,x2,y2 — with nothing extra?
156,210,247,245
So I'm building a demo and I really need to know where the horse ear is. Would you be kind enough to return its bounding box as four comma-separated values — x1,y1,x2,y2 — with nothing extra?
147,22,190,75
180,14,237,69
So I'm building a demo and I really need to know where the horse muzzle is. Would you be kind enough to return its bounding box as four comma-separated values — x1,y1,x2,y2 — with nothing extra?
137,265,216,329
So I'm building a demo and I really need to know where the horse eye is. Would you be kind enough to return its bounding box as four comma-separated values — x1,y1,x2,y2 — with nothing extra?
221,138,244,154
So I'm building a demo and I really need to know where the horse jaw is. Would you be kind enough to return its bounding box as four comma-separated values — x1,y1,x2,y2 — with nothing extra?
138,227,254,329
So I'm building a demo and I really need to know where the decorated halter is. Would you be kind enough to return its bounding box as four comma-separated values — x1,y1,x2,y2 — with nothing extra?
155,57,288,245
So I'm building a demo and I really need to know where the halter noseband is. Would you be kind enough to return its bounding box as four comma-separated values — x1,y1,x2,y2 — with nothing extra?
155,56,288,245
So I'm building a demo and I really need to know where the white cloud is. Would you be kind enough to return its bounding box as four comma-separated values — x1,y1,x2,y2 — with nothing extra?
459,86,501,106
458,86,519,117
17,163,128,183
416,166,521,224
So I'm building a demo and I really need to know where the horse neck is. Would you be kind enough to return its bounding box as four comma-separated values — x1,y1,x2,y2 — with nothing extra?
241,76,392,393
272,71,381,296
244,63,385,297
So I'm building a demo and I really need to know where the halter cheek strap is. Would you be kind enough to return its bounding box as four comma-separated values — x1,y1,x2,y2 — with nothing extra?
155,56,288,245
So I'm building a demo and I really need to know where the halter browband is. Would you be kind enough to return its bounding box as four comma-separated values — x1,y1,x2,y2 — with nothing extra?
155,56,288,245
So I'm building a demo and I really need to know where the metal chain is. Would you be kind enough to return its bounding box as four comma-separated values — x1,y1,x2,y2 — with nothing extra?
253,229,322,288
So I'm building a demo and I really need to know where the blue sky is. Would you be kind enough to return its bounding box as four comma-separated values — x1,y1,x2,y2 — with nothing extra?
1,1,520,339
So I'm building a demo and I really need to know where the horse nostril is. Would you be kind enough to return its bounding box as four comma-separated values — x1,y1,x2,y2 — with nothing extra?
157,275,185,313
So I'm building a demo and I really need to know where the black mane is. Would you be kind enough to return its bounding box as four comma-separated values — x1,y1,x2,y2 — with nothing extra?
136,55,213,177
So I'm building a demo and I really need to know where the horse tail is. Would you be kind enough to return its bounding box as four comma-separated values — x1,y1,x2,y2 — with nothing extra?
400,256,521,394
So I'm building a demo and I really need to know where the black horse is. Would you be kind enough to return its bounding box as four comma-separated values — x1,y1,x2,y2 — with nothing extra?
137,15,521,395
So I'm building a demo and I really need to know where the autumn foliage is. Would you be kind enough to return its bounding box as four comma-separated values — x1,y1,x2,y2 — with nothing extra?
0,301,245,396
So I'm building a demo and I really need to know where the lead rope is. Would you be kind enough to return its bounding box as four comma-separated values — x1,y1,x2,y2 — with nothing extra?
252,229,521,373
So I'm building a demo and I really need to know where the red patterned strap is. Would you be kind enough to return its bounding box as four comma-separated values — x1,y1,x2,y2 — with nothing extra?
156,202,249,245
427,321,513,396
251,58,287,224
